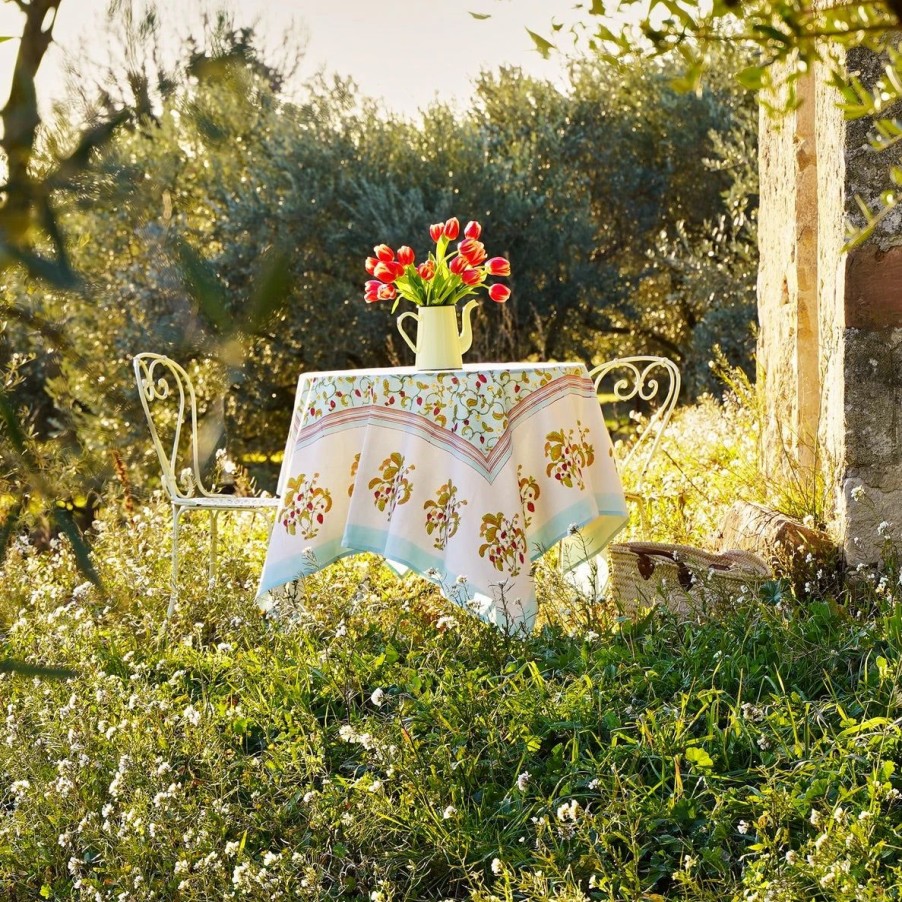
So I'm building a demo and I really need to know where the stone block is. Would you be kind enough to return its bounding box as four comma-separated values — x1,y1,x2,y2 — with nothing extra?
716,501,839,580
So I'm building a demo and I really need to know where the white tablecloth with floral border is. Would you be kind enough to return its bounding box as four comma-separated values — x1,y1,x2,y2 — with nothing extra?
257,363,628,633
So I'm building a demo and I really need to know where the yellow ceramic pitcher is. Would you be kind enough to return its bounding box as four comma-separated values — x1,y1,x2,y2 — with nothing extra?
397,299,478,370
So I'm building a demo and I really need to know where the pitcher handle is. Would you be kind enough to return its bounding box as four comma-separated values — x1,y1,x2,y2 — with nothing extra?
396,310,419,354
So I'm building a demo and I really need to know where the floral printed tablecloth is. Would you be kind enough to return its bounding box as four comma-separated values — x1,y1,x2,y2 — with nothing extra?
257,363,628,633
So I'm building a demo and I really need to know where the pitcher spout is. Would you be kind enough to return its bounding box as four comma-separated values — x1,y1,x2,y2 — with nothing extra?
458,299,478,355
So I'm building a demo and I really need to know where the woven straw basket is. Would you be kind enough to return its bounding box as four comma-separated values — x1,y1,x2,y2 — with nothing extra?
609,542,771,617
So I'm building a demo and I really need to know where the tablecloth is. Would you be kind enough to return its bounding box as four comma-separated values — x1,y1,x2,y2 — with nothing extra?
257,363,628,633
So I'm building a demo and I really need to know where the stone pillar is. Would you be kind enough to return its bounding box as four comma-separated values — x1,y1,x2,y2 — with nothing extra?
758,47,902,565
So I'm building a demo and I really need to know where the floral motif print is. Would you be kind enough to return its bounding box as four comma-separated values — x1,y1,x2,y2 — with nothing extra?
478,512,527,576
348,453,361,497
517,464,541,528
368,453,415,521
423,480,468,549
544,422,596,490
280,473,333,538
297,366,582,455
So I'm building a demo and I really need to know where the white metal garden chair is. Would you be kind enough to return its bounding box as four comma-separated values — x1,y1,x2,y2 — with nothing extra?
563,355,682,598
133,353,280,618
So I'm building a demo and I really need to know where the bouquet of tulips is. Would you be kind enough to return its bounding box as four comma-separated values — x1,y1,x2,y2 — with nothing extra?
364,217,511,309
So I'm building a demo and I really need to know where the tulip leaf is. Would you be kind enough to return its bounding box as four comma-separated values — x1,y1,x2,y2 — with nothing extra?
469,11,491,19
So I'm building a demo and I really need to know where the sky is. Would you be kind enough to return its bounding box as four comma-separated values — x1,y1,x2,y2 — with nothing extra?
0,0,585,118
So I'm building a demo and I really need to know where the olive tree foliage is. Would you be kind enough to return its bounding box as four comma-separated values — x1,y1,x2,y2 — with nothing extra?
2,12,757,504
347,54,757,392
540,0,902,244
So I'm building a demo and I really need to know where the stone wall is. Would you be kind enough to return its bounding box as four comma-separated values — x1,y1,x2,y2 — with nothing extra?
758,46,902,565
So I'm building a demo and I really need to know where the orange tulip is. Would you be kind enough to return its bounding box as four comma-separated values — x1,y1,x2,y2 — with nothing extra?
377,284,396,300
418,261,435,280
464,220,482,240
488,283,511,303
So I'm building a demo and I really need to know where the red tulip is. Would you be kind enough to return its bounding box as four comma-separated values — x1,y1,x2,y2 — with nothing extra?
461,267,481,286
429,222,444,242
374,261,401,283
397,245,415,266
488,283,511,303
449,255,468,275
373,244,395,262
377,284,396,300
443,217,460,240
458,238,487,265
365,256,379,275
485,256,510,277
365,279,381,294
418,261,435,281
464,220,482,240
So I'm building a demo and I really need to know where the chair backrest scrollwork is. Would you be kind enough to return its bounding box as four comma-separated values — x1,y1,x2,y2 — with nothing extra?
588,355,681,491
133,353,216,500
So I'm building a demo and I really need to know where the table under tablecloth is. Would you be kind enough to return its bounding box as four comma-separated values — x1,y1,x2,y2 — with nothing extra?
257,363,628,633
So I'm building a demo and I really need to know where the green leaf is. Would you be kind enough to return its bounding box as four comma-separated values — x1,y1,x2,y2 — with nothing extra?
0,37,14,45
40,885,52,899
737,65,767,91
246,244,293,332
526,28,555,59
172,237,232,334
685,746,714,769
0,659,77,679
469,11,491,19
52,507,101,587
0,502,22,569
589,0,606,14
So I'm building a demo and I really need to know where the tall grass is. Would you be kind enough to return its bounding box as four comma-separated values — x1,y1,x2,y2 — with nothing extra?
2,393,901,900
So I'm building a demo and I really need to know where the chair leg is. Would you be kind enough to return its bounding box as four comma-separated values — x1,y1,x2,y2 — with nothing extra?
168,505,182,620
209,510,218,582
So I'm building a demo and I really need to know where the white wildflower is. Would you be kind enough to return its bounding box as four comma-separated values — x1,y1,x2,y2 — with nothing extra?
370,688,385,707
738,820,749,834
516,771,530,792
368,780,383,793
182,705,201,726
224,840,241,857
556,799,580,822
442,805,457,820
785,849,798,864
491,857,504,875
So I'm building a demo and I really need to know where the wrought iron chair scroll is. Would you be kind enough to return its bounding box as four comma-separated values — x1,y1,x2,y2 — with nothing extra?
133,353,279,619
589,355,682,528
562,355,681,600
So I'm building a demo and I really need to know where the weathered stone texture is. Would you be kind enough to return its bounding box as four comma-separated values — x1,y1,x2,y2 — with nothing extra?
758,44,902,566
